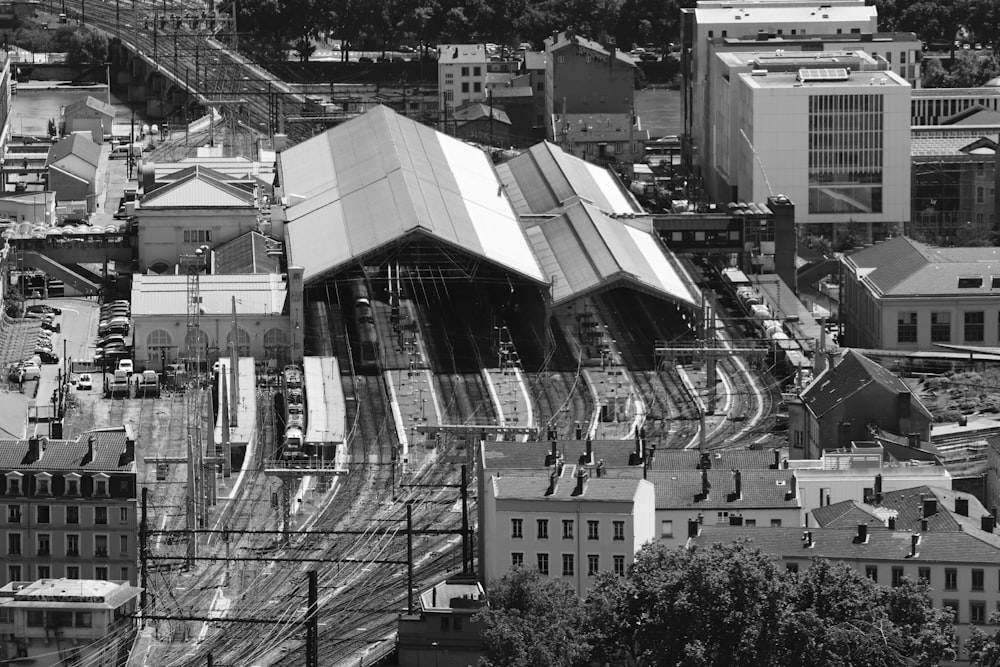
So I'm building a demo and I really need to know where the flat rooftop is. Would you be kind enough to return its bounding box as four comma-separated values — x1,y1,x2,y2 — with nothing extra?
740,68,909,89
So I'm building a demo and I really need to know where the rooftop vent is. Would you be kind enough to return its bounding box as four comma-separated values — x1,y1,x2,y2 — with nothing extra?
798,67,850,82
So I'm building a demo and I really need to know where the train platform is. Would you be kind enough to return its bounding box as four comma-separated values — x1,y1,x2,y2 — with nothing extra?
386,367,442,468
482,368,534,441
751,274,823,353
584,367,644,440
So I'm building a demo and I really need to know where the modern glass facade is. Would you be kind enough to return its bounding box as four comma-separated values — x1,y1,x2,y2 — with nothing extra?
808,94,884,214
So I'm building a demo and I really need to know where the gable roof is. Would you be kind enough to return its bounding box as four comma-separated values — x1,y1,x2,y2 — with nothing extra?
811,500,884,528
491,470,646,502
520,199,699,307
280,105,546,286
453,103,511,125
940,105,1000,126
647,468,799,510
0,428,133,472
141,165,256,208
802,350,931,419
47,133,101,169
545,32,636,68
63,95,116,119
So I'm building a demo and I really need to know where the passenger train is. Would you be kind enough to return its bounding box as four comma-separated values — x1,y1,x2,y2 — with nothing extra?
282,363,307,459
350,277,381,370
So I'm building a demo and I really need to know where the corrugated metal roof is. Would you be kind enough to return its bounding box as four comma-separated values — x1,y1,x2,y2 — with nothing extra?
523,200,698,307
141,166,256,208
131,274,287,316
498,141,641,215
282,105,545,285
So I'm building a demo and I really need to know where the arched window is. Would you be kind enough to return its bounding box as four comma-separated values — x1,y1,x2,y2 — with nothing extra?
183,329,211,360
263,328,289,365
226,328,251,356
146,330,173,365
147,329,172,348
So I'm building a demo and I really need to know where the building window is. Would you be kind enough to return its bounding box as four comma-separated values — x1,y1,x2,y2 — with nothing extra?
973,569,985,591
94,478,109,497
120,535,129,555
182,230,212,243
37,534,50,556
66,477,80,495
37,565,50,578
66,534,79,556
473,82,482,93
537,519,549,539
661,520,673,539
36,505,50,524
931,312,951,342
95,507,108,525
6,475,21,495
865,565,878,583
770,519,782,527
945,568,958,590
537,553,549,575
892,567,904,587
557,55,565,63
36,475,51,495
918,567,930,584
460,66,469,76
613,521,625,541
66,506,79,524
511,518,522,538
96,566,108,581
75,612,92,628
95,535,108,558
120,567,129,580
8,533,21,555
708,30,714,38
972,601,986,625
897,312,917,343
120,507,129,523
512,552,523,568
587,520,599,540
978,186,985,203
562,519,574,539
473,66,481,76
562,554,574,576
67,566,79,579
588,555,600,576
453,616,463,632
461,82,469,93
745,519,757,527
7,504,21,523
613,555,625,576
965,312,985,342
807,94,884,214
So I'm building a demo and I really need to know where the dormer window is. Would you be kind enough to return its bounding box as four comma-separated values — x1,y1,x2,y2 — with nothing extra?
35,473,52,496
5,472,23,495
65,473,81,496
93,474,110,497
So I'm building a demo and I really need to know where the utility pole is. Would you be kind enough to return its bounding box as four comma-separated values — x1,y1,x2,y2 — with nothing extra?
461,464,470,574
230,295,239,428
185,433,198,565
305,570,318,667
140,487,148,612
407,503,414,614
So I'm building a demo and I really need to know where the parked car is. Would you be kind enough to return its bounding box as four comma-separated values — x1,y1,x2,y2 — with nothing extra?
77,373,93,390
20,362,40,381
97,334,127,349
26,304,61,315
99,323,130,337
40,320,58,332
118,359,134,375
38,350,59,364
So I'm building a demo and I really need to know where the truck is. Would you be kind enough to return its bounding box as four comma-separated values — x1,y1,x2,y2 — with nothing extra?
105,369,130,398
137,370,160,398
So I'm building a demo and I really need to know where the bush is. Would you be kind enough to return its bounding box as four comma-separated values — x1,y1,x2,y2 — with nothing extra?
13,27,51,53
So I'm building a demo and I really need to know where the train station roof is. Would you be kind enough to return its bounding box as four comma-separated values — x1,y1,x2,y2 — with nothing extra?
521,200,700,307
279,105,546,286
131,274,287,317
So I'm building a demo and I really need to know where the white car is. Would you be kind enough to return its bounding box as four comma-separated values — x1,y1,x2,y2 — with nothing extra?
117,359,135,375
77,373,93,390
21,362,41,381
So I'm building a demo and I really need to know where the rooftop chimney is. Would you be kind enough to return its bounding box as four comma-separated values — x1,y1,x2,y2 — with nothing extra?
698,467,710,501
574,421,583,440
920,519,929,532
81,436,95,466
699,451,712,470
981,515,996,533
907,432,920,448
772,449,780,469
854,524,868,544
581,438,593,466
687,519,700,539
733,469,741,499
922,498,937,518
874,474,882,496
545,440,559,467
887,517,896,530
955,497,969,517
785,474,797,501
545,471,558,496
909,533,920,558
572,468,588,496
802,530,814,548
23,436,44,465
119,436,135,467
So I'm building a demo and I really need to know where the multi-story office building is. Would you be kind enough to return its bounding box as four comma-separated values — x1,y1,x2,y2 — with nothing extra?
681,0,878,172
0,429,138,587
840,235,1000,350
709,55,910,238
479,464,655,595
911,85,1000,126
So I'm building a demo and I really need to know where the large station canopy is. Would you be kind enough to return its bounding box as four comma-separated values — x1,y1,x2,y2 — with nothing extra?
280,105,546,285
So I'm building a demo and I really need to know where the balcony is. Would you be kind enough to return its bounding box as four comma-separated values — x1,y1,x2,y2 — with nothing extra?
94,549,108,558
66,549,79,557
36,549,50,556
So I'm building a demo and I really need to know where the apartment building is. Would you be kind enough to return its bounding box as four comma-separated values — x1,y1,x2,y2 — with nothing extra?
438,44,490,111
479,458,655,595
840,236,1000,350
0,429,138,587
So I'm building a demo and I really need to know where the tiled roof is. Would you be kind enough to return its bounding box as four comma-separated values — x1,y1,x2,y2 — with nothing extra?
650,448,781,471
647,469,799,510
482,440,639,471
911,134,997,157
691,525,1000,563
437,43,488,64
845,236,1000,296
491,470,646,502
875,485,989,532
0,429,132,471
811,500,884,528
545,32,636,67
802,350,931,419
453,103,511,125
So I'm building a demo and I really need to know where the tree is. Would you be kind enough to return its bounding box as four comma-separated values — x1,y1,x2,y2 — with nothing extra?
66,28,107,66
967,612,1000,666
476,567,592,667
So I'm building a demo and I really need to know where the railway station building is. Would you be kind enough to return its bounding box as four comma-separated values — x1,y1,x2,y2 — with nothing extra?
0,428,138,588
